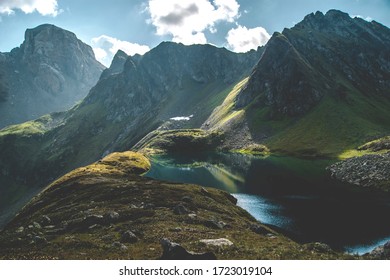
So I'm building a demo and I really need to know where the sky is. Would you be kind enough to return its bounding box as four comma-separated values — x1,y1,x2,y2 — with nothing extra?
0,0,389,67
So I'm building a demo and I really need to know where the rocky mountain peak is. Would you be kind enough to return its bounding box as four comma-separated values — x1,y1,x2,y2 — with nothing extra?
100,50,129,79
235,9,390,118
0,24,105,128
294,9,355,32
19,24,101,80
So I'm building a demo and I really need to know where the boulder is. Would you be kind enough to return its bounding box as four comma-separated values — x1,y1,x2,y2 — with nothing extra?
121,231,138,243
204,220,226,229
250,224,272,235
104,211,120,224
199,238,234,247
160,238,216,260
173,204,190,215
112,242,128,251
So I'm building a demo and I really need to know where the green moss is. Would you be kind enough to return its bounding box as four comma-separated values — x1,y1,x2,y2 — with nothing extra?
50,151,151,188
138,129,224,155
338,136,390,159
232,144,270,155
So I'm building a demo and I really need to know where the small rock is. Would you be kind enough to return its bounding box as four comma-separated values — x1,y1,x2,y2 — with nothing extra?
88,224,101,230
173,204,190,215
181,196,193,203
199,238,234,247
112,242,128,251
201,187,209,195
41,215,51,226
33,236,48,245
44,225,55,230
305,242,333,253
250,224,272,235
222,192,238,205
33,222,41,229
266,233,277,239
170,227,182,232
121,230,138,243
160,238,217,260
188,213,197,219
104,211,120,224
101,234,115,242
204,220,226,229
16,226,24,233
83,215,104,227
144,203,155,210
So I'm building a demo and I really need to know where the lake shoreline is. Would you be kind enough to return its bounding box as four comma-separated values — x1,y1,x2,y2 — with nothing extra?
147,153,390,257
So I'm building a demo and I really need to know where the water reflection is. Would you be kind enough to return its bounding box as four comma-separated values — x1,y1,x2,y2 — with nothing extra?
146,153,390,254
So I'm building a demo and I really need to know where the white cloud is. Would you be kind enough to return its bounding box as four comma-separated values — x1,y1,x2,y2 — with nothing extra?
0,0,60,16
91,35,150,67
147,0,240,45
226,25,271,53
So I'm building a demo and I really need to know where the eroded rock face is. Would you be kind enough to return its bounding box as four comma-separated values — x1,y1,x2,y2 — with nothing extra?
0,24,104,128
327,153,390,191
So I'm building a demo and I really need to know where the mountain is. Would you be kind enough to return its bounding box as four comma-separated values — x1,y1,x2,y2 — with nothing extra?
0,24,105,128
0,42,262,225
2,9,390,226
204,10,390,157
0,151,348,260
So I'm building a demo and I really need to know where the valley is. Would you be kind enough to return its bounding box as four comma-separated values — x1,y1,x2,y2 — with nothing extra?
0,9,389,260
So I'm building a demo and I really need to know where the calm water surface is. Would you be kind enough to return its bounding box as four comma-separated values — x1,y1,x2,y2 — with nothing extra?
146,153,390,254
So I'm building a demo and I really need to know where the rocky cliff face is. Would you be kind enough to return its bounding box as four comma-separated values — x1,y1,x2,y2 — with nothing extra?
205,10,390,156
0,24,105,128
236,10,390,117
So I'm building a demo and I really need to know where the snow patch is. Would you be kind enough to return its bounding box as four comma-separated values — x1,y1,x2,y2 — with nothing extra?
170,114,194,121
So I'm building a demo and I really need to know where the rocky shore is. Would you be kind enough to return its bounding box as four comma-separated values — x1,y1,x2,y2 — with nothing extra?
327,153,390,191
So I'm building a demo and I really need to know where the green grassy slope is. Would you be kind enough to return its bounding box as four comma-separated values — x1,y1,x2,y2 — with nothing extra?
204,76,390,158
0,151,351,260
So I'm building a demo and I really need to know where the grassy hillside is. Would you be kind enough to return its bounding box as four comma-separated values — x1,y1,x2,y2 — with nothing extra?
203,76,390,158
0,151,351,260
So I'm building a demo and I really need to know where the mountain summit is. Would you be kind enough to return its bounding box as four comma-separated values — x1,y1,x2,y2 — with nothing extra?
235,9,390,116
0,24,105,128
205,9,390,156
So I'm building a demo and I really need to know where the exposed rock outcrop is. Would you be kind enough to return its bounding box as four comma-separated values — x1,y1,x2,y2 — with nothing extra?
327,153,390,191
236,10,390,117
0,24,105,128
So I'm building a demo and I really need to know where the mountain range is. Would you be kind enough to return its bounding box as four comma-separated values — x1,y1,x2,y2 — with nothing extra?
0,9,389,244
202,10,390,157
